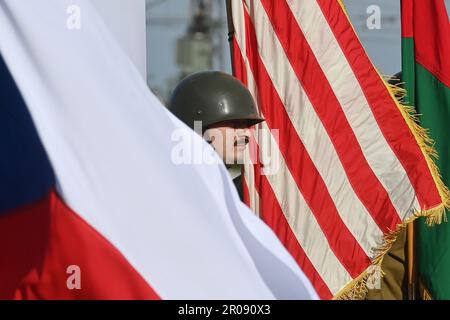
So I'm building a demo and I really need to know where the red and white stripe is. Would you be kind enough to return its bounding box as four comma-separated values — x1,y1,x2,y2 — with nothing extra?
231,0,443,298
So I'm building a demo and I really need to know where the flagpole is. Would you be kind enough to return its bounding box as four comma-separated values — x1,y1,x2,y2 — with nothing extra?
407,222,416,299
225,0,235,76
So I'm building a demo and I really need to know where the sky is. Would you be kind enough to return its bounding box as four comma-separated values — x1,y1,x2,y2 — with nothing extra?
146,0,450,101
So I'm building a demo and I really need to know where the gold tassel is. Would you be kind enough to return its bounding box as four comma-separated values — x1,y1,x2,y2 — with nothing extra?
382,74,450,225
419,278,433,300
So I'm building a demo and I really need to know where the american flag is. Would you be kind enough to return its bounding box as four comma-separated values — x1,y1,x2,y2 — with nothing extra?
229,0,449,299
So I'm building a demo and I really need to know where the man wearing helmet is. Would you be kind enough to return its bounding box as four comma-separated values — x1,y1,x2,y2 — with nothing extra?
169,71,264,200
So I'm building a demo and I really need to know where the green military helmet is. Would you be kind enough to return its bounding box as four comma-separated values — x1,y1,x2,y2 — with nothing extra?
169,71,264,130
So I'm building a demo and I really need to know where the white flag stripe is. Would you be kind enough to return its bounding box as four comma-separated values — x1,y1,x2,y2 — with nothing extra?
287,0,420,218
244,0,384,257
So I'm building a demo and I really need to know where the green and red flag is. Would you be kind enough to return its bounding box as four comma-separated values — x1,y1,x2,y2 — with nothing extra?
401,0,450,299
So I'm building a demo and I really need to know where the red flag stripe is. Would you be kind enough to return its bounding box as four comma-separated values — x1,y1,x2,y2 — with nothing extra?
233,37,255,209
259,0,403,233
317,0,442,210
401,0,414,37
243,6,370,278
232,37,248,89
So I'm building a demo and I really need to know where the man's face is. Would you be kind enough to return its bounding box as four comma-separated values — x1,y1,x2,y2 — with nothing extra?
203,120,251,165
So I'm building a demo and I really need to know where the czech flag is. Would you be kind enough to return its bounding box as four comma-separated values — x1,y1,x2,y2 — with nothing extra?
0,0,317,300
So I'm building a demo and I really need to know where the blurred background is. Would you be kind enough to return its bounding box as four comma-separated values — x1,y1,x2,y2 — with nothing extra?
146,0,450,103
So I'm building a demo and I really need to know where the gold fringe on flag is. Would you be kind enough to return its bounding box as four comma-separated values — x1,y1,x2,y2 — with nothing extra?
334,73,450,300
384,78,450,225
333,1,450,300
419,277,433,300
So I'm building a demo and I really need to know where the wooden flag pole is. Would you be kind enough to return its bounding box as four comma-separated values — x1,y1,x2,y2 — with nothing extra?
225,0,235,77
407,222,416,300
